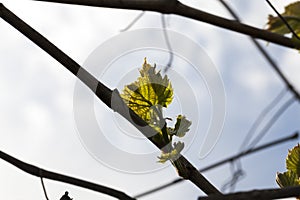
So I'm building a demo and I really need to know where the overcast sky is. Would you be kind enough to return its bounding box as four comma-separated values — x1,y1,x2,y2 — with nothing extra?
0,0,300,200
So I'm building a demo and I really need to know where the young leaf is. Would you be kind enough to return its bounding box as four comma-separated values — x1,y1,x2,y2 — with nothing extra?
286,143,300,177
158,142,184,163
121,58,173,123
276,171,300,188
121,58,191,163
267,2,300,38
170,115,192,138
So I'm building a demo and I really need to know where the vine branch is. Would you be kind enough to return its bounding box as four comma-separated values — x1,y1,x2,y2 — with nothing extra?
0,150,135,200
134,132,299,198
0,3,220,196
32,0,300,49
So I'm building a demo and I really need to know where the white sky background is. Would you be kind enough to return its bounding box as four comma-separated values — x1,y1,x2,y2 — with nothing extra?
0,0,300,200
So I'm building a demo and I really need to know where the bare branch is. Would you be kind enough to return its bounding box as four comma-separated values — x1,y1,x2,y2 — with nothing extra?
134,132,299,198
0,3,221,195
32,0,300,49
198,186,300,200
218,0,300,103
40,176,50,200
161,14,174,73
239,89,287,151
0,150,135,200
120,11,145,32
201,132,298,171
33,0,177,13
247,97,295,149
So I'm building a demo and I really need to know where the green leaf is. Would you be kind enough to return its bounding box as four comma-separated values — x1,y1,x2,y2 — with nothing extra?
286,143,300,176
276,171,300,188
121,58,173,123
120,58,192,163
158,142,184,163
169,115,192,137
267,2,300,37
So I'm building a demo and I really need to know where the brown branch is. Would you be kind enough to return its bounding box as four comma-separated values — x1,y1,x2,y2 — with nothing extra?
32,0,300,49
134,132,299,198
0,3,221,195
0,150,135,200
198,186,300,200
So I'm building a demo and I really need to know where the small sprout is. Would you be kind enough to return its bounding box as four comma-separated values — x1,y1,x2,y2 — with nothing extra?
169,115,192,138
158,142,185,163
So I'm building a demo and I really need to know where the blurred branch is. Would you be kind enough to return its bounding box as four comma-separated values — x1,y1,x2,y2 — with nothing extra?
239,89,287,151
0,150,135,200
32,0,300,49
201,132,298,171
247,97,295,150
134,132,299,198
120,11,145,32
0,3,221,196
198,186,300,200
161,14,174,73
218,0,300,103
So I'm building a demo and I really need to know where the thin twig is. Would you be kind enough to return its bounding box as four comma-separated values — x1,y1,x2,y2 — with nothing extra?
120,11,145,32
247,97,295,150
161,14,174,73
239,89,287,152
40,176,50,200
217,0,300,192
0,3,220,195
221,161,244,193
218,0,300,102
32,0,300,49
0,150,135,200
133,132,298,198
203,132,298,171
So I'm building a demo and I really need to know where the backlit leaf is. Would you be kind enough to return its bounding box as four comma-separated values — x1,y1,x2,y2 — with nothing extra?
267,2,300,38
286,143,300,177
121,58,173,123
120,58,191,163
276,171,300,188
169,115,192,138
157,142,184,163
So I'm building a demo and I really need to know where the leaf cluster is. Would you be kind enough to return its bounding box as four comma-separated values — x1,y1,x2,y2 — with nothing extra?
121,58,192,163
